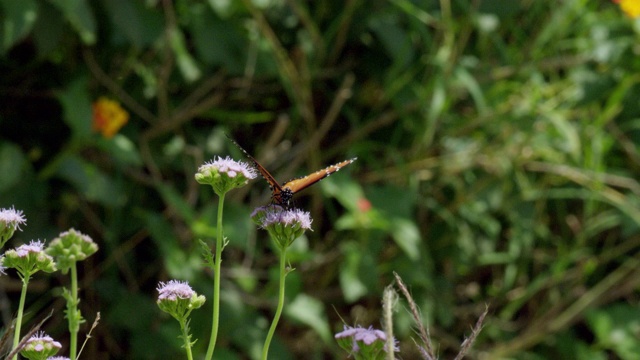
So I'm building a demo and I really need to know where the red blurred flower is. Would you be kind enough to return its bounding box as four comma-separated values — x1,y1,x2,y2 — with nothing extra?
357,198,372,212
92,97,129,138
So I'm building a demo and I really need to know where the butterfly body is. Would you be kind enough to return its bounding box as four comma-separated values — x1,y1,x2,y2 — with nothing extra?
227,135,356,207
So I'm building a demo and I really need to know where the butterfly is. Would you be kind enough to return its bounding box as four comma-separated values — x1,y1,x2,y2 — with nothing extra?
227,135,357,207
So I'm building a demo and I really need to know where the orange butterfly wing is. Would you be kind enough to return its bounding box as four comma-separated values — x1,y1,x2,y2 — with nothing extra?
282,158,357,194
227,135,357,206
226,135,284,202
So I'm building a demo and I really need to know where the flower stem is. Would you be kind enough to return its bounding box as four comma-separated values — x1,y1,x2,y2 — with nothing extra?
181,319,194,360
205,193,225,360
261,248,288,360
12,275,30,360
69,264,79,360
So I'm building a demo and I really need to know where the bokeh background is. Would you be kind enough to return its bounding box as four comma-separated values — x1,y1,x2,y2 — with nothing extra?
1,0,640,359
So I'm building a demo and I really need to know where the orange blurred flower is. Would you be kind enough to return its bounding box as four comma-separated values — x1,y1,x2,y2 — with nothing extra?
614,0,640,18
92,97,129,138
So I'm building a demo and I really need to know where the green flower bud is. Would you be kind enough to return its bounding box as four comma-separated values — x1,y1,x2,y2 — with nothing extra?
20,332,62,360
46,228,98,274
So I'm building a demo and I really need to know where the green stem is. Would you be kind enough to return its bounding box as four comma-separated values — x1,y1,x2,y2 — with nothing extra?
12,275,30,360
69,264,79,360
261,248,288,360
205,193,225,360
181,319,194,360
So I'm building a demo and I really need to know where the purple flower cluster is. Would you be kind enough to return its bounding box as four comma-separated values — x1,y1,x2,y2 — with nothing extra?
335,325,399,358
157,280,196,301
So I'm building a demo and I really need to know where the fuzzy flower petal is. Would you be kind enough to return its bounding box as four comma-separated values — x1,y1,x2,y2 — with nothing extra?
157,280,205,322
157,280,196,301
0,206,27,248
253,206,312,250
335,325,399,358
195,156,257,195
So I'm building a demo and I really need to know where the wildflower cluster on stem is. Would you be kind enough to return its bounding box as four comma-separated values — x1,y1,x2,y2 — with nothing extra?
157,280,205,322
0,206,27,249
20,332,62,360
251,205,312,250
1,240,57,278
335,325,399,360
46,228,99,274
195,156,257,196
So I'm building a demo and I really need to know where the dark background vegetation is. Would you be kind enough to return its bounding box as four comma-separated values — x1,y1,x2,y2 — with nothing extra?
1,0,640,359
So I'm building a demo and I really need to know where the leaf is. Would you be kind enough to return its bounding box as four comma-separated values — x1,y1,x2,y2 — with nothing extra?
54,154,125,207
48,0,96,44
56,77,92,139
101,0,163,47
0,143,26,192
0,0,38,53
389,217,421,261
339,241,377,302
285,294,332,344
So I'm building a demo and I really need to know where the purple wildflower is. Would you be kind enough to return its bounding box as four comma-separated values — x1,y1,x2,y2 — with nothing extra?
157,280,196,301
0,206,27,247
335,325,399,358
157,280,205,322
253,206,312,250
21,331,62,359
196,156,257,195
1,239,57,276
16,240,46,257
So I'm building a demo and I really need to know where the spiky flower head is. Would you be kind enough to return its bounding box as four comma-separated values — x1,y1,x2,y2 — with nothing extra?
252,205,312,251
46,228,98,274
0,206,27,249
1,240,57,279
335,325,399,360
195,156,257,196
20,331,62,360
157,280,205,322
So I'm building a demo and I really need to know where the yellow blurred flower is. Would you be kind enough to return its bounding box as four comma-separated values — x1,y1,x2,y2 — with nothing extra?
92,97,129,138
615,0,640,18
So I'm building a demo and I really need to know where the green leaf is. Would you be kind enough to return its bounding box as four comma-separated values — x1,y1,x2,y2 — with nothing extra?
56,77,92,139
389,217,421,261
0,0,38,52
48,0,96,44
31,1,64,56
339,241,376,302
0,142,26,191
54,154,126,207
169,27,201,82
101,0,163,47
586,304,640,359
285,294,332,344
142,211,202,280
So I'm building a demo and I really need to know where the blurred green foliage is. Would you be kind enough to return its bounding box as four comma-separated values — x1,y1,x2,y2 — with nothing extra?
1,0,640,359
